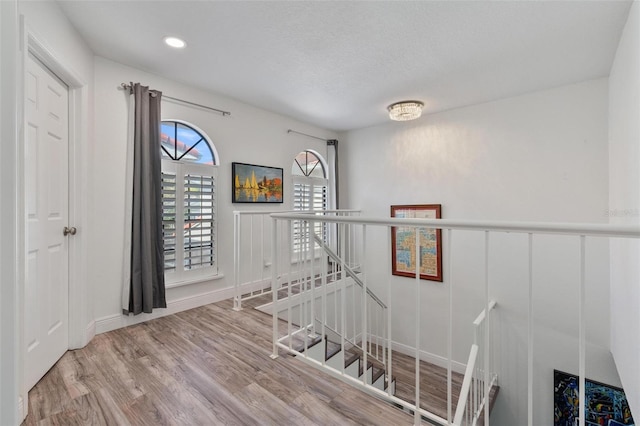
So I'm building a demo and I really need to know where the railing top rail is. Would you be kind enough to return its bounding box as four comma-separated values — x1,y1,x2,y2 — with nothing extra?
270,213,640,239
234,209,361,216
473,300,497,327
312,234,387,309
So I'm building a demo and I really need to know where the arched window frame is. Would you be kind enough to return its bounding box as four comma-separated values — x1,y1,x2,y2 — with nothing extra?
161,119,219,287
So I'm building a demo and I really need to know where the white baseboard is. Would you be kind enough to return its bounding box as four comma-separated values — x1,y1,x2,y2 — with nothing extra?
85,320,96,343
18,396,25,421
95,286,236,334
391,340,467,374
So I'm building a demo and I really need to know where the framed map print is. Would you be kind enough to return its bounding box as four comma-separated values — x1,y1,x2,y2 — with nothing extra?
391,204,442,282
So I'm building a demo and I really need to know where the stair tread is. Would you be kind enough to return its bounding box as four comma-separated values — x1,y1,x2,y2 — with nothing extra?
286,333,322,354
325,338,341,361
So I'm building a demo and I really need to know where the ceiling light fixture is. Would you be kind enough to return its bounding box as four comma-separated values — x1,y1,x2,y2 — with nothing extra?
388,100,424,121
164,36,186,49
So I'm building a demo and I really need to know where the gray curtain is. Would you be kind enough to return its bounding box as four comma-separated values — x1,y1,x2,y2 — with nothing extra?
124,82,166,315
327,139,339,209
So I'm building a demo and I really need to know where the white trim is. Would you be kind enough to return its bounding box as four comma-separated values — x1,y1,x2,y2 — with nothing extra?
85,321,96,345
17,397,24,420
95,285,237,334
165,272,225,289
391,340,467,375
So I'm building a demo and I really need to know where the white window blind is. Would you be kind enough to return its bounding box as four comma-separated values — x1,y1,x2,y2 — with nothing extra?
162,161,218,284
293,176,328,253
161,170,177,272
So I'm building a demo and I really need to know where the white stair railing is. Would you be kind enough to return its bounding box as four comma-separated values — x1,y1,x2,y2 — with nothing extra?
312,232,387,366
233,209,361,311
269,212,639,426
453,300,498,426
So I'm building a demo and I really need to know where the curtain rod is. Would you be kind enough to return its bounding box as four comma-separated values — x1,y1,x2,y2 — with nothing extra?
287,129,330,142
120,83,231,117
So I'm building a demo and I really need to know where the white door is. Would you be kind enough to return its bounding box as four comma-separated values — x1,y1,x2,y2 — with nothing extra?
24,53,70,390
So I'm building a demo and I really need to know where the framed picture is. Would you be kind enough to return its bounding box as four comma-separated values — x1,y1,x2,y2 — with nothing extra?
232,162,283,203
554,369,635,426
391,204,442,282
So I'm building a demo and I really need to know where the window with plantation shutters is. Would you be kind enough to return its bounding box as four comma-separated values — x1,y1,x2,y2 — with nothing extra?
161,120,219,286
292,150,329,254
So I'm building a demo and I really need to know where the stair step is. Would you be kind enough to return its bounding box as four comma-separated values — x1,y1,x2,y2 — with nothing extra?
291,333,397,397
344,348,360,370
285,332,322,355
371,365,385,384
325,338,342,361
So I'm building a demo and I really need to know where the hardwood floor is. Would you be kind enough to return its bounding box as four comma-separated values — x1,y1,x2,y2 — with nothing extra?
22,299,415,426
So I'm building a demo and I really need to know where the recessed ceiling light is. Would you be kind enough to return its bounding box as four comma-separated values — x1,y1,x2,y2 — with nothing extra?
164,36,186,49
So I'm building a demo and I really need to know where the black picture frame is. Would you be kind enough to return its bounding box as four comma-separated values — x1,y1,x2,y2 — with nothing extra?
554,369,635,426
232,162,284,204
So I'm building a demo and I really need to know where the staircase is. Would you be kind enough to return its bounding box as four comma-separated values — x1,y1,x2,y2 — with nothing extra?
235,210,502,425
282,328,397,395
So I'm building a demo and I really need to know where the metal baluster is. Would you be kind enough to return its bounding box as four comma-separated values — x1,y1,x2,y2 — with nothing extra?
447,228,453,424
362,224,369,385
260,214,265,295
270,217,279,359
310,218,316,338
527,233,534,426
287,220,293,350
233,212,242,311
341,222,347,375
387,242,393,397
578,236,586,426
484,231,490,426
414,227,421,426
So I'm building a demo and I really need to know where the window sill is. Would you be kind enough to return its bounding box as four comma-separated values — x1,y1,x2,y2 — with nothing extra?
165,272,225,289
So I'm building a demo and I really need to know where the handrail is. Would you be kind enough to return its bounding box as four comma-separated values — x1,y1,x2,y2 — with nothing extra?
473,300,497,326
271,213,640,238
234,209,361,216
312,233,387,309
453,344,479,426
233,209,362,310
268,212,640,425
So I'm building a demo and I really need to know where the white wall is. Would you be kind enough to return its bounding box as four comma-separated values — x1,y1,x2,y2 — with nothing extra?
609,0,640,418
0,1,20,423
92,57,336,330
342,79,619,425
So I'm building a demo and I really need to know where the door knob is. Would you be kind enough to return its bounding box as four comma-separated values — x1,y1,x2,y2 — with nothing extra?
63,226,77,236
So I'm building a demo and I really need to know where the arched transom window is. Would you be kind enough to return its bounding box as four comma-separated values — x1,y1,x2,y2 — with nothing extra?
292,150,325,179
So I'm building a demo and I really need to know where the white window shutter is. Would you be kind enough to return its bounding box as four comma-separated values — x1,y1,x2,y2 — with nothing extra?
162,160,218,284
292,176,328,253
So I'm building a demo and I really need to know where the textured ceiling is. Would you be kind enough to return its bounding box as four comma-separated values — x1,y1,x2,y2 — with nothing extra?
57,0,632,131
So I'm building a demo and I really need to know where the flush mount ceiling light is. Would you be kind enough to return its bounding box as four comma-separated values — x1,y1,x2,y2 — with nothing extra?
164,36,186,49
387,101,424,121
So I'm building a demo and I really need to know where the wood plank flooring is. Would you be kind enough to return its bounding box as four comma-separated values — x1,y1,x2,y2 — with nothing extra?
22,298,415,426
